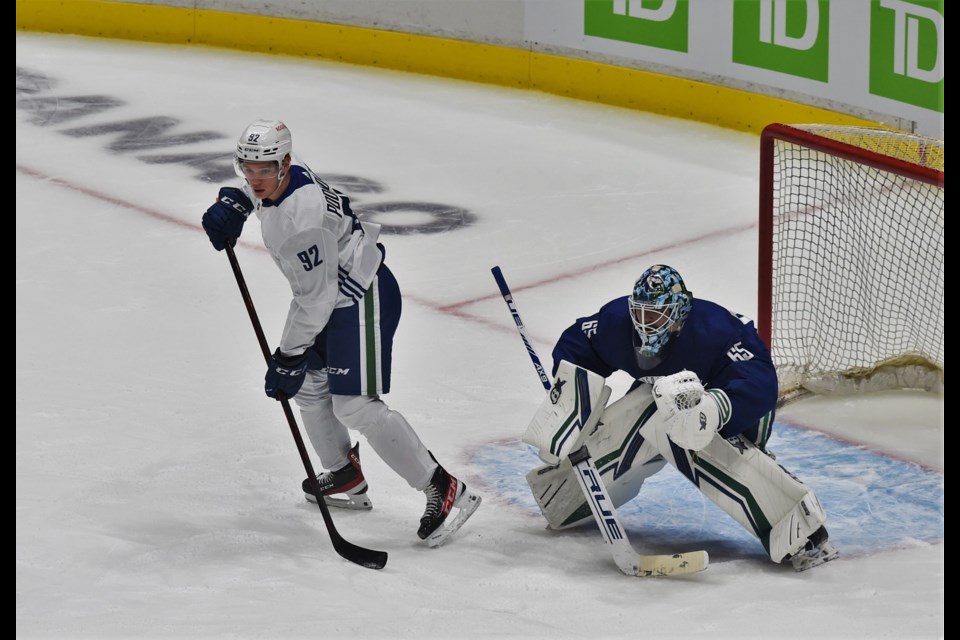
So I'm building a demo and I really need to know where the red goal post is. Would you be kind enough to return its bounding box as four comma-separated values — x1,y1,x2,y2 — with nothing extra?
757,124,943,403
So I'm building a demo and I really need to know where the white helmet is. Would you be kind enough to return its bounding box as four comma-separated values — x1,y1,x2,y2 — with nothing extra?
234,119,292,178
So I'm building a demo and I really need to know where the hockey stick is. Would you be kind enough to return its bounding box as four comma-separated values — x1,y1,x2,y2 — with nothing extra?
224,242,388,570
491,265,708,577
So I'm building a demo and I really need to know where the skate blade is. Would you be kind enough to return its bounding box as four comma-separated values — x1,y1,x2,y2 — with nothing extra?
305,493,374,511
791,542,839,572
423,489,481,548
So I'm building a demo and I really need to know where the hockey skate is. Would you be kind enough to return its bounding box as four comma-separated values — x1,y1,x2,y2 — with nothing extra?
302,442,373,511
787,526,839,572
417,462,481,548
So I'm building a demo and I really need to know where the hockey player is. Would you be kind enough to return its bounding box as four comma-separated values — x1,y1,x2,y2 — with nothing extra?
524,264,838,570
201,119,479,546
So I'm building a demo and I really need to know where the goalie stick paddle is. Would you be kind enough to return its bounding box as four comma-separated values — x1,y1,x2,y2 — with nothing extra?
490,266,708,578
225,242,388,571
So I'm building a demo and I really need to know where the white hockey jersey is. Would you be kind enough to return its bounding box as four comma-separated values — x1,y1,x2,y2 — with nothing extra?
247,165,383,356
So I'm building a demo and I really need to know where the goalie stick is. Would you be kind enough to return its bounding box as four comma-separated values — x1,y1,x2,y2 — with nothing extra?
225,242,388,571
491,265,708,578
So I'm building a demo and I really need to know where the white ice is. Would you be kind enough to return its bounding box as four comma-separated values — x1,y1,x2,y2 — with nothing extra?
16,33,943,639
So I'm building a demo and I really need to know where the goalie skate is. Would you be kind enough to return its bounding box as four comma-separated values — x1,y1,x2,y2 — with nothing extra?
418,464,482,548
303,442,373,511
788,526,839,572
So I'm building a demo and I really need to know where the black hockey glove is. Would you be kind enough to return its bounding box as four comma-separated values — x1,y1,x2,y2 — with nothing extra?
202,187,253,251
264,349,309,400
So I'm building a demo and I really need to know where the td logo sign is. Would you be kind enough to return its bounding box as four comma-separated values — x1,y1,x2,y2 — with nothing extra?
733,0,829,82
871,0,943,112
581,0,942,117
584,0,689,53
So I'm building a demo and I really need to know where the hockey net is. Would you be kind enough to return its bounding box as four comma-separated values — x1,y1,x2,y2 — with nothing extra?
758,124,943,404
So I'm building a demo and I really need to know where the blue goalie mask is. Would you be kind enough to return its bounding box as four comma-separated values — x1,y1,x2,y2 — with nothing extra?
629,265,693,358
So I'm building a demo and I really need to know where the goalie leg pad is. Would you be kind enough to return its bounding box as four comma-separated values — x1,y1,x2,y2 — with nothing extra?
527,453,667,529
768,490,829,564
526,384,666,529
523,360,611,464
644,419,831,564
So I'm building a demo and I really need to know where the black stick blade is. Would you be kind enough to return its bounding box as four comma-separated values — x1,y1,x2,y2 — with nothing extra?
334,538,388,570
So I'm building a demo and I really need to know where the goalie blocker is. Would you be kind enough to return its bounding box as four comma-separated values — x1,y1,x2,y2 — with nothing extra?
524,361,838,571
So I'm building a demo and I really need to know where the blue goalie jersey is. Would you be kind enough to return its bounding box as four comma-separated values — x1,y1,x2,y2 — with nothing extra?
551,296,779,440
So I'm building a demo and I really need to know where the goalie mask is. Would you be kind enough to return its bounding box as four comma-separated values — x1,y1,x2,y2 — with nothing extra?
629,264,693,359
234,119,292,181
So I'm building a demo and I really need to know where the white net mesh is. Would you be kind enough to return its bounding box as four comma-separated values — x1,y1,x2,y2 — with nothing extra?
762,125,943,403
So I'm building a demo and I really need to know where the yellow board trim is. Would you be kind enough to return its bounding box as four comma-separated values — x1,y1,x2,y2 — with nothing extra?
16,0,881,133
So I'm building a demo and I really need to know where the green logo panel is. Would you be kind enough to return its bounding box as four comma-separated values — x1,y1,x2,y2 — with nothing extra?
732,0,829,83
584,0,689,53
870,0,943,112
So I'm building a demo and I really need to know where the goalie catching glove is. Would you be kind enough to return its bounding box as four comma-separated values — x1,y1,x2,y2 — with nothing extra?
652,370,731,452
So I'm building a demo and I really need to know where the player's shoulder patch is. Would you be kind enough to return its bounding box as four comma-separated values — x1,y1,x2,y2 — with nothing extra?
579,318,599,338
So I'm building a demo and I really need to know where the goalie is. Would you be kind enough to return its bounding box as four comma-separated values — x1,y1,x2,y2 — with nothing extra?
523,264,838,571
